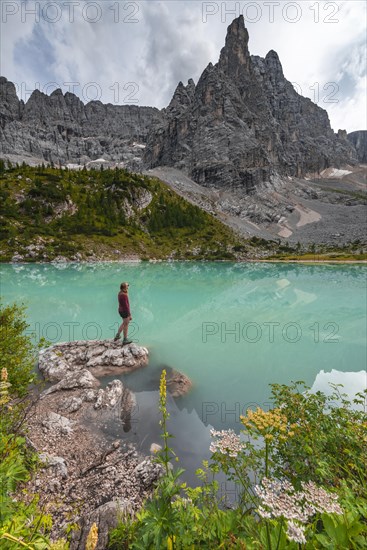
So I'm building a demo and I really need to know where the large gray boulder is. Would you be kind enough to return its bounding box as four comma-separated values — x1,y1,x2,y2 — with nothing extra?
38,340,149,382
41,369,100,394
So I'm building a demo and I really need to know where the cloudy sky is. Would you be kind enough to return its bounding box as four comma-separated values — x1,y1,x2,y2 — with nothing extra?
1,0,366,132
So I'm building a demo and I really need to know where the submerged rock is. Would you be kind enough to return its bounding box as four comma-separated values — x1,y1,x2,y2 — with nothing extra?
166,368,193,397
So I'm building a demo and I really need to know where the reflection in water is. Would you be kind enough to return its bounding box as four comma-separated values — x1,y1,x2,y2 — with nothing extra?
109,389,216,486
311,370,367,410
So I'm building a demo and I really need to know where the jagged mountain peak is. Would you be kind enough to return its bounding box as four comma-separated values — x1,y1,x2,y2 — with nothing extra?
223,14,248,44
265,49,280,61
0,77,18,100
28,88,46,101
50,88,64,98
264,49,285,83
168,79,196,112
265,50,282,69
0,76,10,86
145,17,357,188
218,15,250,77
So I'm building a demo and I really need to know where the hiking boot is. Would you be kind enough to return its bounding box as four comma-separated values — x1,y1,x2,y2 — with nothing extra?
114,333,121,341
123,338,132,345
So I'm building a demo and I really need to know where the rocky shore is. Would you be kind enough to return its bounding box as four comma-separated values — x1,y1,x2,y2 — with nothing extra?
21,340,192,548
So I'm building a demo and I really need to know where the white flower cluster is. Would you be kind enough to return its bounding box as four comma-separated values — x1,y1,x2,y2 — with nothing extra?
286,520,307,545
209,429,246,458
255,479,312,523
255,477,343,545
301,481,342,515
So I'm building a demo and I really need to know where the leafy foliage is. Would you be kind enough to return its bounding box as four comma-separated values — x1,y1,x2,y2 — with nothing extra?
0,302,39,397
0,395,52,550
110,378,367,549
269,382,367,494
0,303,65,549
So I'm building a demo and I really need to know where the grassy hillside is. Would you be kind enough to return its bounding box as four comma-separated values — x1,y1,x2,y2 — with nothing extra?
0,163,252,262
1,163,365,263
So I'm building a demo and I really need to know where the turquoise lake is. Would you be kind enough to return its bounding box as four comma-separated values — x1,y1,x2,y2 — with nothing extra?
1,262,366,480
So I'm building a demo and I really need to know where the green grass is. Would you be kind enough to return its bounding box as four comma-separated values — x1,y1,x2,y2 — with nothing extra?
268,238,367,262
329,188,367,201
313,184,367,202
267,253,367,262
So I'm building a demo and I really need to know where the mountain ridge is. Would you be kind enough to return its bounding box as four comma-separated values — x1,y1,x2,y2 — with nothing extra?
0,15,364,190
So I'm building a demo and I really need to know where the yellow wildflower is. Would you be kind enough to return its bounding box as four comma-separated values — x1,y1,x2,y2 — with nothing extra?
167,535,176,550
0,368,11,406
241,406,296,442
160,369,167,402
85,523,98,550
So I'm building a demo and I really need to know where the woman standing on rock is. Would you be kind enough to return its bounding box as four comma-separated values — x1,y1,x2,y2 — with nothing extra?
114,282,132,344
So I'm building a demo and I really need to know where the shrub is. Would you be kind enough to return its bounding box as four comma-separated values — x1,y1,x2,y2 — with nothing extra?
0,302,38,397
0,304,55,549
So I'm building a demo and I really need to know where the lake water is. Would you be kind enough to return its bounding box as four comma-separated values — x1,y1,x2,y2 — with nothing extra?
1,262,366,483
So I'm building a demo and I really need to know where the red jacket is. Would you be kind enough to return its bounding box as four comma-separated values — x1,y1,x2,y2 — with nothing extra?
118,292,130,316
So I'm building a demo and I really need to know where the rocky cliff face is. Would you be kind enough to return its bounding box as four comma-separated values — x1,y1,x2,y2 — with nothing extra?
0,16,360,188
144,16,357,190
347,131,367,163
0,76,162,169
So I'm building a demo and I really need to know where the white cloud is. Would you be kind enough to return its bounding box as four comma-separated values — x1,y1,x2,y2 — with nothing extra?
1,0,366,132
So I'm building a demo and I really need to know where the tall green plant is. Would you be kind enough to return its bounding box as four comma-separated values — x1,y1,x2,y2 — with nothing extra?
132,370,185,549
